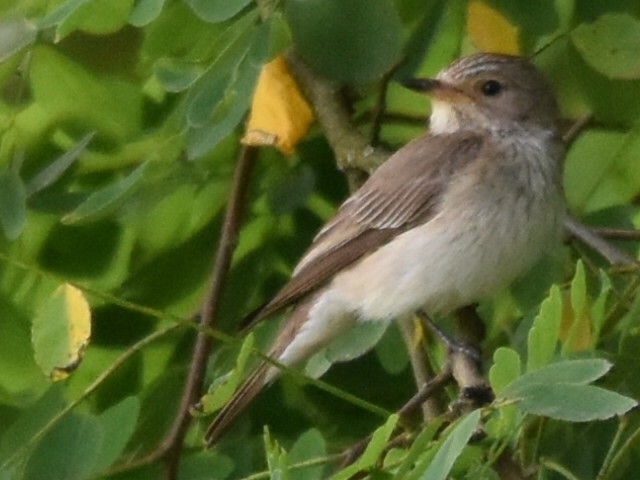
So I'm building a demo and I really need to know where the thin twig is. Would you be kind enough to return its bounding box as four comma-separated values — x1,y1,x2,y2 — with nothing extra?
285,51,389,189
561,113,593,145
340,367,453,467
397,316,441,420
591,227,640,241
564,216,638,267
125,145,259,479
164,145,258,479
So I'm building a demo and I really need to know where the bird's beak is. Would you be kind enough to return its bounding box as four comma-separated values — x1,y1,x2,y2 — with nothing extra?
402,78,464,102
401,78,441,92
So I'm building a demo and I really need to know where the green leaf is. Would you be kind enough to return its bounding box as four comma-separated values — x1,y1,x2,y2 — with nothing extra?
502,359,613,398
185,11,257,127
285,0,403,84
186,47,261,158
0,168,27,240
0,17,37,63
264,426,289,480
527,285,562,371
185,0,254,23
333,414,398,480
505,384,636,422
563,260,592,355
20,46,142,142
419,410,481,480
91,397,140,475
305,321,388,379
128,0,165,26
24,413,102,480
27,133,95,196
571,14,640,79
489,347,521,396
155,58,205,92
570,261,587,321
0,385,67,472
289,429,326,480
61,162,148,225
38,0,92,29
31,284,91,380
375,323,410,375
56,0,134,39
564,128,640,214
394,418,445,480
176,450,235,480
199,334,255,414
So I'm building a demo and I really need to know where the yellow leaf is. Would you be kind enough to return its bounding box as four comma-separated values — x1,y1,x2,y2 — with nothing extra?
32,283,91,381
467,1,520,55
243,56,314,155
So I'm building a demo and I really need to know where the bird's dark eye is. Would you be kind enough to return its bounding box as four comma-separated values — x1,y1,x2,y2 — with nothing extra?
481,80,503,96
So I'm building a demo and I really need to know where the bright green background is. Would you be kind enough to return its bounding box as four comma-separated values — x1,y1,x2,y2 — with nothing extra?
1,0,640,479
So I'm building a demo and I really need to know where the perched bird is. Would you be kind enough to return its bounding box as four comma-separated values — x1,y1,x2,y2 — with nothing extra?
205,53,565,446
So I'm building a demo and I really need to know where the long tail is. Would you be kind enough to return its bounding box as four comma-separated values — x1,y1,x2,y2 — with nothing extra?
204,297,316,446
204,362,274,446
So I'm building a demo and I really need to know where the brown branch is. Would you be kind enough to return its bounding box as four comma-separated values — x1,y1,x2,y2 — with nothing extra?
120,145,259,479
163,145,259,479
285,52,389,191
340,367,453,468
591,227,640,241
564,216,638,267
397,316,441,419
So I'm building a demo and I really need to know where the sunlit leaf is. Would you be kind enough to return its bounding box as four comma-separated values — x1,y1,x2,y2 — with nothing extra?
32,284,91,381
38,0,92,29
467,1,520,54
56,0,134,39
572,14,640,80
0,168,27,240
243,56,314,155
564,128,640,214
20,46,142,141
527,285,562,371
489,347,521,395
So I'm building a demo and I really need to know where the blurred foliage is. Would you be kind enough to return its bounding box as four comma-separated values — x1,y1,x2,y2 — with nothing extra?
1,0,640,479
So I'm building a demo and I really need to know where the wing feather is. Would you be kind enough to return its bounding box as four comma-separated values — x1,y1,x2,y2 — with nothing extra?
244,132,483,327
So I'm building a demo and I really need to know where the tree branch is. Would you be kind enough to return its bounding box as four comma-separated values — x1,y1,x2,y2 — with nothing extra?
285,52,389,191
163,145,259,479
121,145,258,479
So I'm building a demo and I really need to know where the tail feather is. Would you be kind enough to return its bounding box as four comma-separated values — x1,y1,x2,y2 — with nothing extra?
205,297,316,446
204,362,273,446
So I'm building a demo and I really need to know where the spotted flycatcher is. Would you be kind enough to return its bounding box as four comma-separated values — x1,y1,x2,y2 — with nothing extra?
205,53,565,445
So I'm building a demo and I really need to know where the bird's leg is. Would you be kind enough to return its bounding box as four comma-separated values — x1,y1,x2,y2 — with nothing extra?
416,310,494,411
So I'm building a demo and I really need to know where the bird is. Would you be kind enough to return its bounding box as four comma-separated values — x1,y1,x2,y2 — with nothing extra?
204,53,566,446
